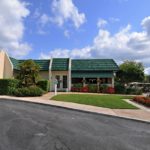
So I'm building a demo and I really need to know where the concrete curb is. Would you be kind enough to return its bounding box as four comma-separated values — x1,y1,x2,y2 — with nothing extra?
0,97,150,124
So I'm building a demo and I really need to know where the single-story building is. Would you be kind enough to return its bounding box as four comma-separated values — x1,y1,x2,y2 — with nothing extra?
0,50,119,91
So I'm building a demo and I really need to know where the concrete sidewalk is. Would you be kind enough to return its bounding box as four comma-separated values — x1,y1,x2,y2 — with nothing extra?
0,92,150,122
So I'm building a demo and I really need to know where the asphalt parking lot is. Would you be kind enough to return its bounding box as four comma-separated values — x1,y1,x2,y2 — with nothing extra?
0,99,150,150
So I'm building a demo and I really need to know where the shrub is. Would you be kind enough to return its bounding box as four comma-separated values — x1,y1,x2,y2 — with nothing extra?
88,85,97,93
133,96,150,107
71,83,83,92
16,60,40,87
80,86,89,92
37,80,50,92
14,86,44,97
0,79,19,95
100,85,108,93
71,87,78,92
114,82,126,94
106,87,115,94
126,87,142,95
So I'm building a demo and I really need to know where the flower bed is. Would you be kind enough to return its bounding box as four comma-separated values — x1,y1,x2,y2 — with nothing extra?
71,84,115,94
132,96,150,107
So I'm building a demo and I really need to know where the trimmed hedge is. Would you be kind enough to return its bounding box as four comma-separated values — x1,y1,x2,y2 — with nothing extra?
14,86,44,97
37,80,50,92
0,79,19,95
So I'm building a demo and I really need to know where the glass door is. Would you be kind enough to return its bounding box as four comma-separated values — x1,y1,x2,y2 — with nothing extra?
55,75,60,88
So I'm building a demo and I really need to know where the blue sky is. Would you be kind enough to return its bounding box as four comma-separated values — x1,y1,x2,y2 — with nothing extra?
0,0,150,74
24,0,150,58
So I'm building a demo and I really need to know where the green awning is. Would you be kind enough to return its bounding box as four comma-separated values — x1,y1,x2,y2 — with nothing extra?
71,72,113,78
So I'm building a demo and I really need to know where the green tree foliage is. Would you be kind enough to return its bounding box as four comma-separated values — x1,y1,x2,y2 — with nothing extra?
17,60,40,87
117,60,144,84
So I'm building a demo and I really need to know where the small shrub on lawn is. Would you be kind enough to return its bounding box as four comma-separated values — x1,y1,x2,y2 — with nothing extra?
0,79,19,95
37,80,50,92
14,86,44,97
133,96,150,107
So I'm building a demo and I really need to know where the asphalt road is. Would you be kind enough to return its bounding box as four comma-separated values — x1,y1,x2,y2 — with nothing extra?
0,99,150,150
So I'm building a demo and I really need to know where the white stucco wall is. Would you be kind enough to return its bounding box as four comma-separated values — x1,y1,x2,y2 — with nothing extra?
4,53,13,78
0,51,5,78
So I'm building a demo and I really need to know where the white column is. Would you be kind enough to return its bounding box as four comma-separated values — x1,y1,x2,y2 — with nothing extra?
68,58,72,91
49,58,53,91
54,84,57,95
112,77,114,87
83,77,86,87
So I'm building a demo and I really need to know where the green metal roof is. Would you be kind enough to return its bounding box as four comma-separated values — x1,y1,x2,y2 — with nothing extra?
71,59,119,71
9,57,20,70
9,57,50,71
72,71,113,78
52,58,69,71
9,57,118,72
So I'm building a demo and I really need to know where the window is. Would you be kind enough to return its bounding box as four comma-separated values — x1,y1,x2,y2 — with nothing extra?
86,78,97,84
63,76,67,88
72,78,83,84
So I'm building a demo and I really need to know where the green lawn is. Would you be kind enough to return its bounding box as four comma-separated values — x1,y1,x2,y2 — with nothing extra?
51,94,137,109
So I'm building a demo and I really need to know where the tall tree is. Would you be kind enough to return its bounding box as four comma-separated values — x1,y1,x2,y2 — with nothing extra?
117,60,144,84
17,60,40,87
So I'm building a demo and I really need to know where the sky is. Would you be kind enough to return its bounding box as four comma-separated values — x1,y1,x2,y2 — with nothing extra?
0,0,150,74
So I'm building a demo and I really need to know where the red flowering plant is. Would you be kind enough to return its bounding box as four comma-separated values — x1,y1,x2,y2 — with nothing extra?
80,86,89,92
132,96,150,107
106,87,115,94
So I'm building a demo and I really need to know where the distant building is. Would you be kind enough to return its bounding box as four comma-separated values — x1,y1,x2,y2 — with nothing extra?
0,50,119,91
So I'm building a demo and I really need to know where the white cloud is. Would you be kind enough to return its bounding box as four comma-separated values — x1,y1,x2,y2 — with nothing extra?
97,19,107,28
109,17,120,23
51,0,86,28
33,8,41,19
141,16,150,36
145,67,150,75
0,0,31,57
39,14,50,27
40,16,150,74
40,46,91,59
64,30,70,38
